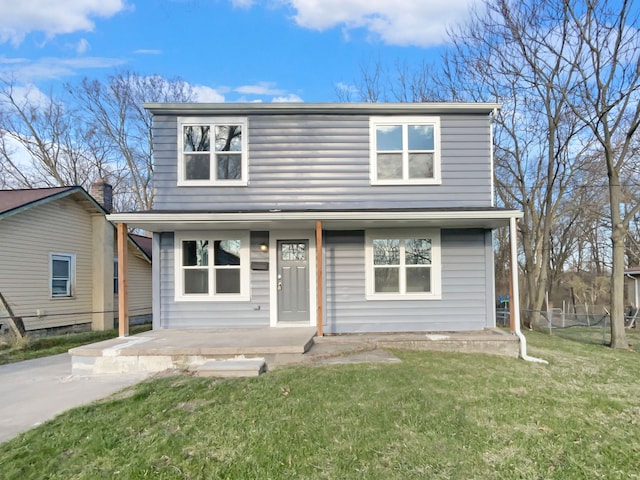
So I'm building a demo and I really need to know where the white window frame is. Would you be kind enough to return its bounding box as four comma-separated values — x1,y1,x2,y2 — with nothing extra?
365,229,441,300
370,116,441,185
174,231,250,302
50,253,75,298
177,117,248,186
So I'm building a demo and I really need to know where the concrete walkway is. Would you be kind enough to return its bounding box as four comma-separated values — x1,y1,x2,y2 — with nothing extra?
0,354,149,444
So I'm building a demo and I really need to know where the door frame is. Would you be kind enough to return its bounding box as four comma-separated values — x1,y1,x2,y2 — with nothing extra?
269,229,317,327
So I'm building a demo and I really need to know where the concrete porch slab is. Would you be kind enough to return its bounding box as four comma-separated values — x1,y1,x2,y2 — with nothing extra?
69,327,519,376
69,327,316,375
312,328,519,358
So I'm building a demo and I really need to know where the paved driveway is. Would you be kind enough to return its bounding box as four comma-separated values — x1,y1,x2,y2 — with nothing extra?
0,353,149,444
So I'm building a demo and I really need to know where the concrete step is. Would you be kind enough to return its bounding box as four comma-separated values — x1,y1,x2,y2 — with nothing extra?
194,358,267,378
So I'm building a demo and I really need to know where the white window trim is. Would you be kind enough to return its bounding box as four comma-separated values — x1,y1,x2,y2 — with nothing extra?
50,253,75,299
370,116,442,185
177,116,248,187
365,229,441,300
174,231,250,302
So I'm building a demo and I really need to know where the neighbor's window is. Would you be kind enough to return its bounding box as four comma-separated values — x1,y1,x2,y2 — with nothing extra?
51,253,74,298
175,232,249,301
179,117,248,186
114,259,119,294
370,117,441,185
365,230,441,300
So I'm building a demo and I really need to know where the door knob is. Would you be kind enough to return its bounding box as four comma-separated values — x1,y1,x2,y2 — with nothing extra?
277,281,282,291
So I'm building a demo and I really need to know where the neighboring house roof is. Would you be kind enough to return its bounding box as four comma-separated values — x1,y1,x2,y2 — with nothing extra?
626,267,640,276
129,233,153,260
0,186,107,220
0,186,152,263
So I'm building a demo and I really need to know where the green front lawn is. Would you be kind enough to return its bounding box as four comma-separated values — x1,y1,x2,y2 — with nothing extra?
1,331,639,479
0,324,151,365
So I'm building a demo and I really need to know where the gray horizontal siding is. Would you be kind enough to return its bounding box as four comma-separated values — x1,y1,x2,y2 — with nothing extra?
152,114,492,211
158,232,270,328
324,229,492,333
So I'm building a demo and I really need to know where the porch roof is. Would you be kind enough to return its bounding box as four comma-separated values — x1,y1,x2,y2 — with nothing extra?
107,207,523,232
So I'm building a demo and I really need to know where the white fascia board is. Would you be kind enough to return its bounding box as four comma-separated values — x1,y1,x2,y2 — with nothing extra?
107,209,523,231
143,102,502,116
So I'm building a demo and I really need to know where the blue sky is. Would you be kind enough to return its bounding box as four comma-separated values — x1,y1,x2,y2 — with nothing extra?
0,0,478,102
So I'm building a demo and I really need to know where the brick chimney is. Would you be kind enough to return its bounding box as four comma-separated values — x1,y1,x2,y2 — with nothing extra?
90,178,113,213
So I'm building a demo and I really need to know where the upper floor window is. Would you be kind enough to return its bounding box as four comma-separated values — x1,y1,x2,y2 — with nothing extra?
178,117,248,186
370,116,441,185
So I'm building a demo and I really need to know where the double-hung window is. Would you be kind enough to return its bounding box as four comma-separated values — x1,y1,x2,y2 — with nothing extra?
370,116,441,185
175,232,250,301
365,229,441,300
178,117,248,186
51,253,74,298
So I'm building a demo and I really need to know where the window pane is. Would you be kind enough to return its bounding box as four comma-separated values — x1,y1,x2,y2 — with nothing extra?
377,153,402,180
408,153,434,179
374,267,399,293
183,126,210,152
216,154,242,180
406,238,432,265
281,242,306,261
184,269,208,294
183,240,208,266
215,125,242,152
52,258,69,278
408,125,434,150
52,279,69,296
373,239,400,265
215,240,241,266
406,267,431,293
376,125,402,150
216,269,241,294
185,154,210,180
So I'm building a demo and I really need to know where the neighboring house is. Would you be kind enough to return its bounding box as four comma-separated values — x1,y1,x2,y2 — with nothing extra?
625,267,640,316
109,103,522,334
0,184,152,334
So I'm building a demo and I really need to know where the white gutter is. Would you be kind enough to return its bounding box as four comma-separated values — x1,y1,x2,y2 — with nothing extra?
108,209,523,224
510,216,548,364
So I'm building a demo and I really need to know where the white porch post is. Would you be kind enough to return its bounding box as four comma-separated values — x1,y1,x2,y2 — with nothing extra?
509,216,520,332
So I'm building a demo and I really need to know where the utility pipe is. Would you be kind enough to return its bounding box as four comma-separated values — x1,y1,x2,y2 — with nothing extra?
509,216,548,364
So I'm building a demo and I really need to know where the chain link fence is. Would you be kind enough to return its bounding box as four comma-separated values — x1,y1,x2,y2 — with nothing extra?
496,306,636,346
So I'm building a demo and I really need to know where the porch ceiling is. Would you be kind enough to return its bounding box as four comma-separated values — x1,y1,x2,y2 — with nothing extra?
107,209,523,232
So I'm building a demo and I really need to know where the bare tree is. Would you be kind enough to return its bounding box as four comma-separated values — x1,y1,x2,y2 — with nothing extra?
0,79,100,189
557,0,640,347
70,72,194,211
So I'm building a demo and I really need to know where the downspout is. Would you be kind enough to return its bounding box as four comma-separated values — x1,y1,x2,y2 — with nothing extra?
510,216,548,364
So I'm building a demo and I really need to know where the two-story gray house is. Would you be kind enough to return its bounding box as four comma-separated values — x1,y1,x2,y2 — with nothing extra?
109,103,522,335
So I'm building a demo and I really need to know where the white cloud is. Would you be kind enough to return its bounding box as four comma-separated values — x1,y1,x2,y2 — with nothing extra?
192,85,226,103
279,0,478,47
0,83,50,108
134,49,163,55
0,0,129,45
272,94,303,102
231,0,255,7
76,38,90,54
234,82,285,96
0,56,127,82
